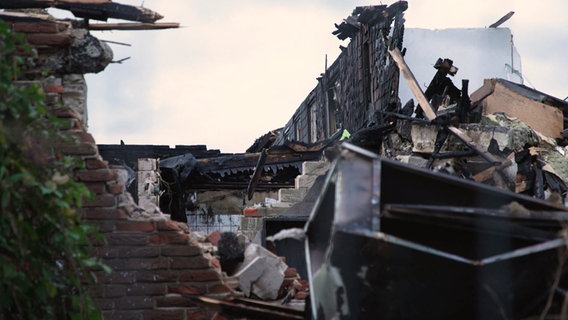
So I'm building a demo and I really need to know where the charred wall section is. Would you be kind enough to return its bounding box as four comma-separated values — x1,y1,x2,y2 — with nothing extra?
275,2,407,146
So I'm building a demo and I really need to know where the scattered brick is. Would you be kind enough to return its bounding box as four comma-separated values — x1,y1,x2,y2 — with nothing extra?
207,230,221,246
294,291,309,300
155,220,183,232
284,267,298,278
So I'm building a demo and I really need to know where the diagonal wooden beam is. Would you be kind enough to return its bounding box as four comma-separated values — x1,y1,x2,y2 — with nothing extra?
388,47,437,121
389,47,501,165
88,22,180,31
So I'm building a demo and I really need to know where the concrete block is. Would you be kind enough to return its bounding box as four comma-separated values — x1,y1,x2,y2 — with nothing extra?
294,174,319,189
234,243,287,300
302,160,330,176
396,155,428,168
278,188,307,203
137,158,157,171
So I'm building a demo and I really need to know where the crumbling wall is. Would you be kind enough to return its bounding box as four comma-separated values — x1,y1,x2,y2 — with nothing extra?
5,13,228,320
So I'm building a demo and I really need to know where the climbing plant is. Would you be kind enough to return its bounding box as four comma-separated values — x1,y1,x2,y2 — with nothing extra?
0,21,108,319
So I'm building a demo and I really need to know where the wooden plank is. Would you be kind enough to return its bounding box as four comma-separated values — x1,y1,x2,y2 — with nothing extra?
388,47,437,121
484,81,563,138
88,22,180,31
247,149,268,200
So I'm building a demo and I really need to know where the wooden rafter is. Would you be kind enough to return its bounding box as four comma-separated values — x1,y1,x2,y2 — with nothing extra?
0,0,164,23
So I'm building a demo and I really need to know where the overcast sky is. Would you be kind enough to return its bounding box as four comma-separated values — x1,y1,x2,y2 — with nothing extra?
79,0,568,153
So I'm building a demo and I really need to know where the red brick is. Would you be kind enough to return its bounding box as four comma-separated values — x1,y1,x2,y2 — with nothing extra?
168,285,204,295
155,220,184,231
50,106,80,119
91,246,116,259
102,310,142,320
207,230,221,246
43,83,64,93
76,169,117,182
210,257,221,270
156,294,194,308
179,270,221,282
117,246,160,258
125,283,167,296
57,142,97,156
170,256,211,269
149,232,189,245
161,245,202,257
137,270,179,283
294,291,309,300
105,285,127,298
95,298,114,310
106,233,149,245
108,183,125,195
106,258,170,271
84,194,117,207
78,132,95,144
294,279,309,291
83,208,128,220
115,221,155,233
186,309,214,320
12,22,60,33
115,296,154,310
27,33,71,46
142,309,185,320
284,267,298,278
94,270,136,284
99,221,119,233
85,158,109,170
84,182,107,194
207,284,233,294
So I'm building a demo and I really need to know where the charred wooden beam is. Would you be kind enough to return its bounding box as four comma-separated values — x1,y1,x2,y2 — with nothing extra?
195,151,321,173
247,149,268,200
0,0,164,23
87,22,179,31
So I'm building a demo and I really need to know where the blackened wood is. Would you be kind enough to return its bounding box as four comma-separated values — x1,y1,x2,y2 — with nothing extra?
88,22,179,30
247,149,268,200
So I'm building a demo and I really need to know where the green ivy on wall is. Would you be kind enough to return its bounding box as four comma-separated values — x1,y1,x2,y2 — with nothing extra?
0,21,109,319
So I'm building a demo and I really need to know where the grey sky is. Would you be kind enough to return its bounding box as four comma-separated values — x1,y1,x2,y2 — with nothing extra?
80,1,568,153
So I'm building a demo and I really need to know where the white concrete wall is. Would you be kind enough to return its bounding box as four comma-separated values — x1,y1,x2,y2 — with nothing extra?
399,28,523,105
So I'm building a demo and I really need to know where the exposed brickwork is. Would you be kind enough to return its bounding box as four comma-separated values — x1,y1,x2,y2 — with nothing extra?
8,18,227,320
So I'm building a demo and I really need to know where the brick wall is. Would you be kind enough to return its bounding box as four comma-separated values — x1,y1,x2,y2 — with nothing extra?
6,13,228,320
